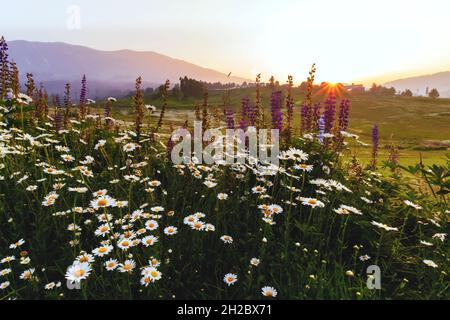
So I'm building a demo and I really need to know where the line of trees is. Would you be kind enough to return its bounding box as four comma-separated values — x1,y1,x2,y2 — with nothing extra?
132,77,443,101
369,83,396,96
400,87,440,98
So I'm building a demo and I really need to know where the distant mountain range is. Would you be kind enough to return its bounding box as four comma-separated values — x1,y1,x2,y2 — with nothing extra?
384,71,450,97
8,40,249,99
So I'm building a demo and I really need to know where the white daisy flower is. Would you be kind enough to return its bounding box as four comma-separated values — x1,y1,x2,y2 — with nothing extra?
9,238,25,249
164,226,178,236
117,238,134,251
217,193,228,200
0,281,10,290
92,245,113,257
95,224,111,237
371,221,398,232
141,266,162,282
404,200,422,210
294,163,313,172
145,220,159,231
333,204,362,215
65,262,91,283
104,259,119,271
261,286,278,297
252,186,267,194
223,273,237,286
90,195,117,209
250,258,260,267
299,197,325,208
220,235,233,244
119,259,136,273
423,259,438,268
268,204,283,214
142,235,158,247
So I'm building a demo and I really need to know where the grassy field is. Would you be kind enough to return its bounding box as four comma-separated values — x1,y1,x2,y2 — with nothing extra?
100,88,450,167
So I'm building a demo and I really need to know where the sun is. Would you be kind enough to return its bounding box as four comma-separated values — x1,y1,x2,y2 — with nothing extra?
316,81,345,98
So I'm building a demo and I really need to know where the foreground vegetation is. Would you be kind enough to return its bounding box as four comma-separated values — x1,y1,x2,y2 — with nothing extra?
0,93,448,299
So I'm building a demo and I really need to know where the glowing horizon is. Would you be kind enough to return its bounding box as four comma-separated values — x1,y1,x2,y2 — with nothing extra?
1,0,449,86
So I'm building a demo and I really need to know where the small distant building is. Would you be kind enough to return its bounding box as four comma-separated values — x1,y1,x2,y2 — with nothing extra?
344,83,365,93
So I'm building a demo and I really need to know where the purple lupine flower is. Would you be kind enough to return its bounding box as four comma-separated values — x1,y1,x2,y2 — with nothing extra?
0,37,9,69
270,91,283,131
79,75,87,105
388,144,399,170
317,115,325,143
300,102,309,134
238,118,248,149
78,75,87,119
0,37,10,95
338,98,350,132
225,108,235,129
4,88,13,100
241,97,250,118
238,118,248,131
312,103,321,131
0,37,9,62
372,124,379,167
324,95,336,133
54,95,61,108
247,102,256,126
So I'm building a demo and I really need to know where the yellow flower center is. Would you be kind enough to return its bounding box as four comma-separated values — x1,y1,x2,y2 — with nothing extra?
98,198,108,206
74,269,85,277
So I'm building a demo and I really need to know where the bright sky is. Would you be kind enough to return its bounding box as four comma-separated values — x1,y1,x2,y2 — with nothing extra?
2,0,449,85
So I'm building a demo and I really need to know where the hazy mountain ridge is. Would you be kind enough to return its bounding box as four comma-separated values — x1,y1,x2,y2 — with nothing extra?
8,40,249,98
384,71,450,97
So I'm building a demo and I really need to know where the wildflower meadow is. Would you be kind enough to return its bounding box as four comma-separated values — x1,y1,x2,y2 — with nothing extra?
0,37,448,300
